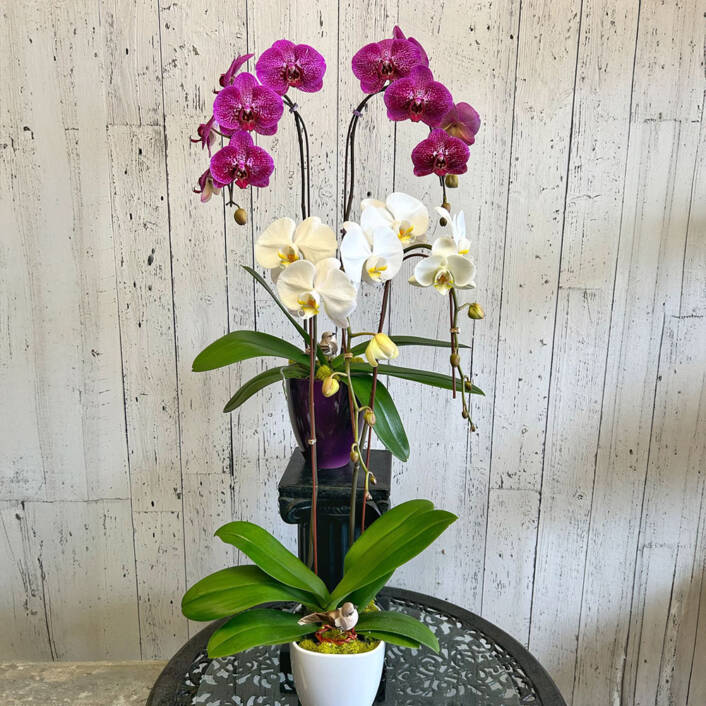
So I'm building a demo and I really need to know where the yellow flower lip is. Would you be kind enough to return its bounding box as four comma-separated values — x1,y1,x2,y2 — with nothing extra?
397,224,415,242
366,262,388,280
277,246,300,266
433,268,454,293
297,293,319,316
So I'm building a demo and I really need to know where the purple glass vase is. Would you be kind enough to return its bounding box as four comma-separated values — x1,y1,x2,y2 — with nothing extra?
286,378,356,470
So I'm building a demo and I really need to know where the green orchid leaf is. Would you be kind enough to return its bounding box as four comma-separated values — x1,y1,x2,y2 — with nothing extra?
345,572,393,610
347,376,410,462
356,611,439,652
182,565,315,621
223,364,306,413
193,330,309,372
327,503,457,609
351,362,484,396
242,265,310,344
207,609,313,658
331,335,468,368
343,500,434,573
215,521,329,606
361,631,421,649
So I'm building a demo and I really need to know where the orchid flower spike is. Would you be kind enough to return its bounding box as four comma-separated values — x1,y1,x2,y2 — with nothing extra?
276,258,357,328
435,207,471,255
360,192,429,245
409,237,476,295
255,216,338,281
340,222,404,286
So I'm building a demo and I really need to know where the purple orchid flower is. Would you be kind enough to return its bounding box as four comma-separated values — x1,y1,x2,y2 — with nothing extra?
255,39,326,95
411,128,470,177
219,53,254,88
213,72,284,136
352,37,428,94
209,131,274,189
383,65,453,127
193,168,224,203
392,26,429,67
190,116,218,155
441,102,481,145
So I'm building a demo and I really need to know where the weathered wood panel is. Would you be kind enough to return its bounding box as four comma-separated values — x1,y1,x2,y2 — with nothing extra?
528,0,640,695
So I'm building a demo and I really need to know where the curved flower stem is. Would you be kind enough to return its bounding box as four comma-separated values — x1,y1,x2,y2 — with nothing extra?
284,95,310,220
308,316,319,574
449,290,457,397
439,174,448,207
345,347,361,541
342,89,386,224
361,279,391,532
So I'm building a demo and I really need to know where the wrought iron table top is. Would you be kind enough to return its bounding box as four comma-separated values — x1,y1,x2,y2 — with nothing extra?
147,587,566,705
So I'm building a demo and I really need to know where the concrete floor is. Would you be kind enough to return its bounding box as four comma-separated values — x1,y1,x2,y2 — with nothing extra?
0,661,166,705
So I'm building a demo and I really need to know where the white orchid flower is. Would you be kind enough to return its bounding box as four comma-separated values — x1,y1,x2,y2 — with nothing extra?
360,192,429,245
340,222,404,286
254,216,337,280
276,258,357,328
409,237,476,295
435,206,471,255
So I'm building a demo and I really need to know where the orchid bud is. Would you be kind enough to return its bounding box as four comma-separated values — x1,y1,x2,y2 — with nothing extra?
234,207,248,225
322,375,340,397
445,174,459,188
365,333,399,367
450,352,461,367
364,409,376,426
350,449,360,464
462,409,469,419
467,302,485,320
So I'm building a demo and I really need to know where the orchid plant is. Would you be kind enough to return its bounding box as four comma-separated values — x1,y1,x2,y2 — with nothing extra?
185,27,485,656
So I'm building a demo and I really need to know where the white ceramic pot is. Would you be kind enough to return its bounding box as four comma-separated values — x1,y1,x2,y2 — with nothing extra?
290,639,385,706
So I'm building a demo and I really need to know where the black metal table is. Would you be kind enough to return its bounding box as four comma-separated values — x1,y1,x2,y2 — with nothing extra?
148,587,565,705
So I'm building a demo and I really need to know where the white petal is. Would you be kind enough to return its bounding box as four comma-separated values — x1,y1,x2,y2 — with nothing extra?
360,205,393,235
434,205,451,220
293,216,337,264
371,226,404,280
408,273,423,287
361,198,386,211
254,217,296,269
340,223,372,285
387,192,429,237
315,263,358,328
413,256,444,287
431,236,457,258
454,210,466,239
276,259,316,311
447,254,476,288
456,237,472,256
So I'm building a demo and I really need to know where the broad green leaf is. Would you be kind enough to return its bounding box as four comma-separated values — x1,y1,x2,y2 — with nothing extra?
216,521,329,606
193,330,308,372
223,365,306,413
357,611,439,652
361,631,421,649
345,572,393,610
242,265,309,343
343,500,434,573
347,376,409,461
351,362,484,396
181,566,315,621
327,507,457,609
331,335,468,368
208,609,313,658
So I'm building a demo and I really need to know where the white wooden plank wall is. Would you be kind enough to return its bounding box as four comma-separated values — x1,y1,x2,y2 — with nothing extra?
0,1,703,702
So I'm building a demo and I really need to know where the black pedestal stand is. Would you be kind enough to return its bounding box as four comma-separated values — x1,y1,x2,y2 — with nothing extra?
278,448,392,591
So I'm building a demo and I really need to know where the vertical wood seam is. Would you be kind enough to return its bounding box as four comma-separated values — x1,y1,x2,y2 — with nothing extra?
154,0,187,600
571,2,643,699
623,308,667,705
480,0,523,616
106,120,144,658
526,0,585,650
678,99,704,318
